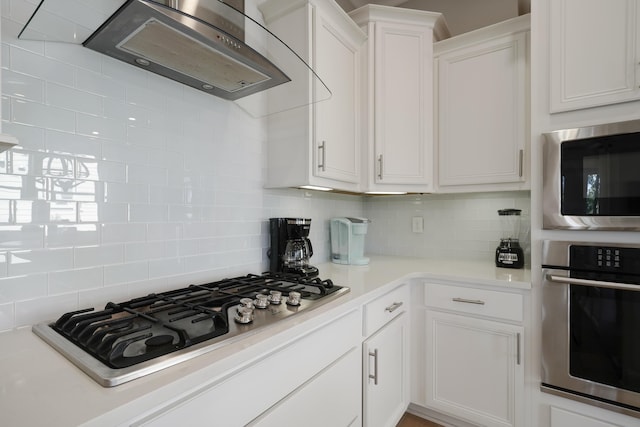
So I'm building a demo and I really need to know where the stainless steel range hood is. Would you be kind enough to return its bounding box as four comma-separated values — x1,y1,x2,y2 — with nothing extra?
19,0,331,117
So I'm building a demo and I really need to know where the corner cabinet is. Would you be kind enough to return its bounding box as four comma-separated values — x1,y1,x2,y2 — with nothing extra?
362,284,410,427
435,15,530,193
422,283,524,427
350,5,449,194
549,0,640,112
261,0,366,193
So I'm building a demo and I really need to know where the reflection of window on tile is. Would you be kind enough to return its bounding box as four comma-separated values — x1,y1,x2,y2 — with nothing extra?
49,201,77,222
15,201,33,224
0,200,9,223
78,203,98,222
42,156,74,178
0,152,7,173
0,175,23,199
51,179,97,202
77,159,99,181
11,152,31,175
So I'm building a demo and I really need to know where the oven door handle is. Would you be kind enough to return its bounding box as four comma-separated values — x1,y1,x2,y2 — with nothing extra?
547,274,640,291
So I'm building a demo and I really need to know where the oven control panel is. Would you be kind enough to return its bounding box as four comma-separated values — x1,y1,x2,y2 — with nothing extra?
570,245,640,275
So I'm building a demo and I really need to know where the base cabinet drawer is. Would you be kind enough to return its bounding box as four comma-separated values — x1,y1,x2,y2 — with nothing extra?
425,282,523,322
364,284,410,336
550,406,624,427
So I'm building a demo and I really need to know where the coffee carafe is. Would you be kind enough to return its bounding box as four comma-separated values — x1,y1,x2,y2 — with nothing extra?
269,218,319,277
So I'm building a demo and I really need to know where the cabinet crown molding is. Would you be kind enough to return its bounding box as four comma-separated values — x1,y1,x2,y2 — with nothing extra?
349,4,450,41
435,14,530,53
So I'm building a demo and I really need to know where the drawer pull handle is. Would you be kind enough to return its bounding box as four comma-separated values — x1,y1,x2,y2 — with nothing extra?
452,297,485,305
369,349,378,385
385,301,403,313
517,332,521,365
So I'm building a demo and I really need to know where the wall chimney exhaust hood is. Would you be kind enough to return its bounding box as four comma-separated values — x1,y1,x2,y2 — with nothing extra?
19,0,331,117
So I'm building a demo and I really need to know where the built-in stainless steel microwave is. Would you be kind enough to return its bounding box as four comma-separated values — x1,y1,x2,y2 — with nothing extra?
543,118,640,230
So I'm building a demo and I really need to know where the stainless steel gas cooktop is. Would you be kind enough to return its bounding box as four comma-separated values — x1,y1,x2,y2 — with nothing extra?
33,273,349,387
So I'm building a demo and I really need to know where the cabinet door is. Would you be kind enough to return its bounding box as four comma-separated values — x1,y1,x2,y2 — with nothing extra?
250,348,361,427
373,22,433,186
363,312,409,427
313,7,361,184
437,32,527,188
550,0,640,112
425,310,523,427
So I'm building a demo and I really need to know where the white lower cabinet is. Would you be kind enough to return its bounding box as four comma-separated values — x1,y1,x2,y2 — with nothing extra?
422,283,524,427
362,284,410,427
250,348,361,427
130,309,360,427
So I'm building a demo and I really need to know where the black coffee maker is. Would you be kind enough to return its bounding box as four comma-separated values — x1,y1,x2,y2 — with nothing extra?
269,218,319,277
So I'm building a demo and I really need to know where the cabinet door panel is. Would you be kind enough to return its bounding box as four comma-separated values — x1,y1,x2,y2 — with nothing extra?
314,11,360,184
550,0,640,112
251,348,361,427
374,23,431,185
437,32,526,187
364,312,409,427
425,310,523,427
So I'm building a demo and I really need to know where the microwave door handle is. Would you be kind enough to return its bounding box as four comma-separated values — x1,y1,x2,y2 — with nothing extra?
547,274,640,292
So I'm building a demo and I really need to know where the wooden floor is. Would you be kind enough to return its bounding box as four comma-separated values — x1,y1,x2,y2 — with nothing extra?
396,413,443,427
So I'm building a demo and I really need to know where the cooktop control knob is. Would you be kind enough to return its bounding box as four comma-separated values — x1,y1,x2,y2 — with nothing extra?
254,293,269,309
239,298,254,309
268,290,282,305
287,291,301,306
234,306,254,324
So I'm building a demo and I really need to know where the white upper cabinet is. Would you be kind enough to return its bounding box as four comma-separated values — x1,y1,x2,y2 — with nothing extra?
350,5,449,194
261,0,366,192
435,15,530,193
550,0,640,112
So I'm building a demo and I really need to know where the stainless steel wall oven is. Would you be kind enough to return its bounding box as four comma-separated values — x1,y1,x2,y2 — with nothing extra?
542,240,640,417
543,118,640,230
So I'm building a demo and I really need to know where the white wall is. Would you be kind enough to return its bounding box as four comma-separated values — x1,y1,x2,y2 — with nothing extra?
0,0,364,331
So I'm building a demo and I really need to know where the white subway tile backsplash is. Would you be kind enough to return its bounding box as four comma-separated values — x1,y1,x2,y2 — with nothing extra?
104,261,148,286
14,41,72,77
74,244,123,268
45,224,100,248
49,266,103,294
0,272,47,303
2,68,44,102
76,112,126,140
8,248,73,276
12,98,75,132
149,257,184,279
15,292,78,327
46,82,103,116
101,223,147,244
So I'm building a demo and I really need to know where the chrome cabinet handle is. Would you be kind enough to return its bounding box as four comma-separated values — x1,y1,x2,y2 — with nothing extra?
518,149,524,177
516,332,521,365
452,297,485,305
377,154,383,180
385,301,403,313
369,349,378,385
547,274,640,292
318,141,326,171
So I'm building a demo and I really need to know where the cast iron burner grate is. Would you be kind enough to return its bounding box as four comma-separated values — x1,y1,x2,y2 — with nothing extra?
49,273,340,369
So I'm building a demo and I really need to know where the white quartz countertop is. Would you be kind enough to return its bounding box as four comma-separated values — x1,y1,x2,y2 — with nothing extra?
0,256,530,427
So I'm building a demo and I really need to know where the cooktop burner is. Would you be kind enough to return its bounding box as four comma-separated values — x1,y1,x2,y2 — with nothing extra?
33,273,349,387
